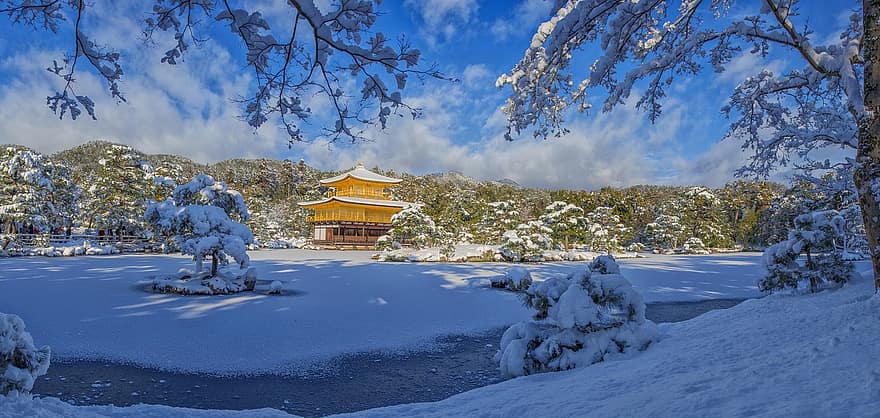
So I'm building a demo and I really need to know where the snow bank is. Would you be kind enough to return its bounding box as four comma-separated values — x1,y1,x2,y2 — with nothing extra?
374,244,498,262
258,238,313,250
490,267,533,291
0,392,293,418
373,244,632,263
350,264,880,417
3,241,120,258
148,268,258,296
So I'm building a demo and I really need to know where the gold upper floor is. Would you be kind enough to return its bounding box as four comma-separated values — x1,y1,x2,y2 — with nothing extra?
327,177,393,200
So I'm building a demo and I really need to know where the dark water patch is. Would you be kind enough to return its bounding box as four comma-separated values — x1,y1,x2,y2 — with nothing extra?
34,298,748,416
35,333,502,417
645,298,747,323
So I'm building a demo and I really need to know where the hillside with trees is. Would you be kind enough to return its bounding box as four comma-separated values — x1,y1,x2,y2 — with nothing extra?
0,140,864,255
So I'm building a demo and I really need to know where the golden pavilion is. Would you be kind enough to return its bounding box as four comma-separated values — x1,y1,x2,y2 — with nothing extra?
298,162,409,247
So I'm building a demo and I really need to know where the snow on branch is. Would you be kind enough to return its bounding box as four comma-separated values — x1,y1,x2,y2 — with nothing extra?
497,0,864,180
0,0,65,32
4,0,448,143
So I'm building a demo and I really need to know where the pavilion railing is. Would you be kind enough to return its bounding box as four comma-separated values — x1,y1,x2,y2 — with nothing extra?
2,233,151,251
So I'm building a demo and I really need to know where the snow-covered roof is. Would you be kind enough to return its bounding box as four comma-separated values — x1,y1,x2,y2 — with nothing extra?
319,162,402,185
298,196,410,208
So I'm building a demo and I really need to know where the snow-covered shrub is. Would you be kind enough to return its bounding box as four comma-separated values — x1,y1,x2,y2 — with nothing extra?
500,221,553,262
435,229,457,261
145,174,256,295
151,267,257,295
626,242,645,252
491,267,533,292
496,256,657,377
682,237,709,254
374,234,394,251
257,237,310,249
268,280,283,295
759,210,856,293
1,313,50,395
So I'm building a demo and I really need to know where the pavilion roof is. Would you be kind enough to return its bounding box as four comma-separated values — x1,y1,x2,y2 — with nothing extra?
319,162,402,185
298,196,410,208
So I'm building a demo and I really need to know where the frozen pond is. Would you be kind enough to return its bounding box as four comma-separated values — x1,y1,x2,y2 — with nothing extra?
4,250,763,415
33,298,747,417
0,250,762,376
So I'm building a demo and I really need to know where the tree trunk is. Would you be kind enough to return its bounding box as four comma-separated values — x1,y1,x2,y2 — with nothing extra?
859,0,880,293
805,246,817,293
211,251,219,278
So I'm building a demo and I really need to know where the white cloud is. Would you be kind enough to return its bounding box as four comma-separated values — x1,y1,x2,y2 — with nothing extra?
291,84,745,190
716,52,788,85
0,29,285,162
461,64,492,89
405,0,478,27
490,0,552,41
404,0,479,45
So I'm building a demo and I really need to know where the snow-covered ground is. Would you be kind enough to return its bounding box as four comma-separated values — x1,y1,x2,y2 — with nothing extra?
2,258,875,417
354,261,878,418
0,250,761,375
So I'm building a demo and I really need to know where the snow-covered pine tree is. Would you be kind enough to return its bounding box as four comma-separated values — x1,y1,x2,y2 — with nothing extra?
496,256,657,377
435,227,458,261
839,205,869,258
433,188,480,245
539,201,586,250
149,161,184,204
480,200,521,244
86,145,153,238
760,210,856,293
755,189,810,247
499,220,553,262
145,174,254,283
584,206,629,253
679,187,730,248
718,181,781,248
0,148,62,249
498,0,880,291
386,204,436,249
801,170,870,258
644,213,685,251
45,162,81,238
682,237,710,255
0,312,50,395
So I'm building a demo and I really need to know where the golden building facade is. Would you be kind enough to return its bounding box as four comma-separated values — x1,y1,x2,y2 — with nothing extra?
298,163,408,247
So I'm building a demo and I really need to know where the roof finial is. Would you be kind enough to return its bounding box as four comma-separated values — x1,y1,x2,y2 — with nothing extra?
356,161,364,168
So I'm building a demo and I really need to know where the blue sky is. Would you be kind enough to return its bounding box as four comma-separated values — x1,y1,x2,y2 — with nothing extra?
0,0,855,189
